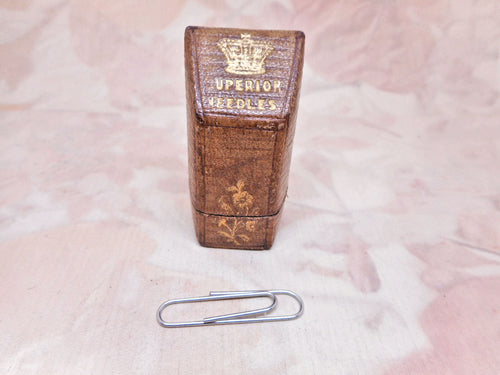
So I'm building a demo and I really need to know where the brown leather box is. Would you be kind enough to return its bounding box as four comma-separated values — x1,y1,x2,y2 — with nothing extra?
185,26,304,250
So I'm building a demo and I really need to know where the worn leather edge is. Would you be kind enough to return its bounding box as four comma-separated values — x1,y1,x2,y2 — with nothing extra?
185,27,206,212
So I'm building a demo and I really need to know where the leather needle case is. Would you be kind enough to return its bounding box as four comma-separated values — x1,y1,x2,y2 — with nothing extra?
185,26,304,250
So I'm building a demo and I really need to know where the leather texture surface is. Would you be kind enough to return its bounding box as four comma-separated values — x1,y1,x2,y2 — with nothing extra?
186,27,304,249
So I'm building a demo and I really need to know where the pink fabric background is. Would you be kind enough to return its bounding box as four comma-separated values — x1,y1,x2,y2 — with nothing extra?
1,1,499,374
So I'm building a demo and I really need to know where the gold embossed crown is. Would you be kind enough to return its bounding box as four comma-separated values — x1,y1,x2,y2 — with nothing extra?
217,33,274,75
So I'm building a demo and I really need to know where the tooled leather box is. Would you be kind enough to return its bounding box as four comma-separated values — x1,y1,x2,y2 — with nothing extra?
185,26,304,250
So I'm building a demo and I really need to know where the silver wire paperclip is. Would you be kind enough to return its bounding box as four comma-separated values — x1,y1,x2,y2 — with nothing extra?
157,289,304,328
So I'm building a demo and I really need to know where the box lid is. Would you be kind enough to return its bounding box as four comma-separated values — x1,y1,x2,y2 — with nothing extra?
185,26,304,130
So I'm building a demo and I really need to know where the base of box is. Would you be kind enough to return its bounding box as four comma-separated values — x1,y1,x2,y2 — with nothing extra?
192,207,282,250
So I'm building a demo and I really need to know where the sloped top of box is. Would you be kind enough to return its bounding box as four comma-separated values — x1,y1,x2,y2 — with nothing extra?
185,26,304,128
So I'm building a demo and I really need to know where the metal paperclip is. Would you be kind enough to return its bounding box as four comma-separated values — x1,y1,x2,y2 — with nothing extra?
157,289,304,327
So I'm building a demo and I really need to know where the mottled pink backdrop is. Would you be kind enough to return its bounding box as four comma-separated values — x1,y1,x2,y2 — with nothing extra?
1,1,499,374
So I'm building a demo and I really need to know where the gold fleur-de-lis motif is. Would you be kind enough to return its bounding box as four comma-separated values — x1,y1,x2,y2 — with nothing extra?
217,180,259,245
